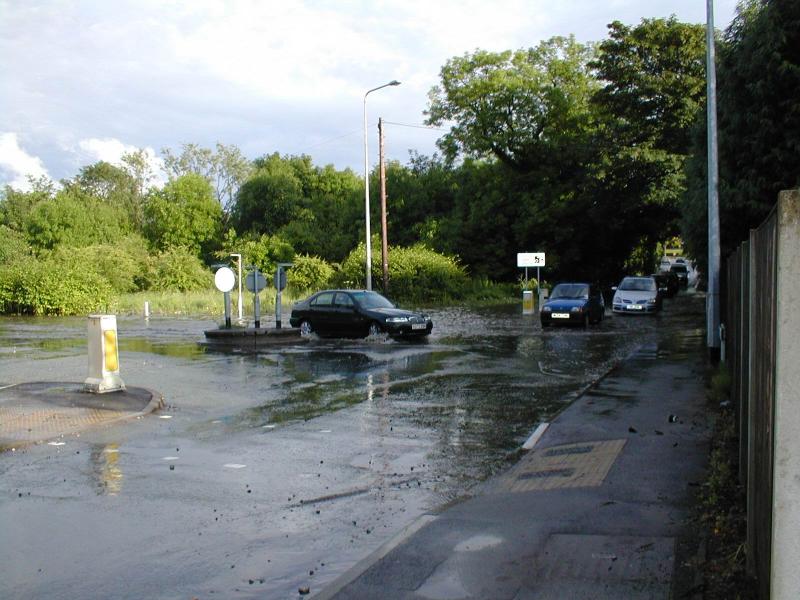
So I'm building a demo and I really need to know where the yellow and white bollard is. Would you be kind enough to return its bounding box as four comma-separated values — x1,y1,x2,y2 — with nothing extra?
84,315,126,393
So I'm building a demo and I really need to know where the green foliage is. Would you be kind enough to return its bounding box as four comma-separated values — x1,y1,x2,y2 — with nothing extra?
46,235,151,293
65,160,141,230
24,188,129,252
336,242,469,302
162,142,253,210
0,225,31,264
217,229,295,276
143,173,223,259
0,177,56,231
0,256,114,315
143,246,213,292
232,154,304,235
286,254,335,293
682,0,800,268
590,18,707,273
426,36,598,172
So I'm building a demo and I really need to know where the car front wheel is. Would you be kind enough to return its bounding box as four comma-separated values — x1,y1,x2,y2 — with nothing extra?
299,320,313,337
368,322,383,337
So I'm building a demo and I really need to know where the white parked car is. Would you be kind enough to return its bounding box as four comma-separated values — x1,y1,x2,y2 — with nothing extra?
612,276,662,314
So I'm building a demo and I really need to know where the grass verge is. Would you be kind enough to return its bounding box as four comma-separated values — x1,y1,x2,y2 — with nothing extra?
695,365,756,599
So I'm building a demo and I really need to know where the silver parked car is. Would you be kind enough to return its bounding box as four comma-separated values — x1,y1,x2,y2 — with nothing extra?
611,276,662,314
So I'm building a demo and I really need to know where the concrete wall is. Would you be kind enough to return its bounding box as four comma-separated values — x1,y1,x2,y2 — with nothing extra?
770,189,800,599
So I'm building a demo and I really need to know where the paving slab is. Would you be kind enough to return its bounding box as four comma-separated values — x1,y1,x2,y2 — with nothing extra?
0,382,162,448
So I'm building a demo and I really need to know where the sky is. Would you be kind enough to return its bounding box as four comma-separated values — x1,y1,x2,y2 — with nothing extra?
0,0,740,191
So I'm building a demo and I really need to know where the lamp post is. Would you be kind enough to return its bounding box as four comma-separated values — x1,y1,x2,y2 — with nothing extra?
230,253,243,322
363,80,400,290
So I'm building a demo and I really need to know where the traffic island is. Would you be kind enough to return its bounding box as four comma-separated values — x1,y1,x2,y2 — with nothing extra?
203,326,305,350
0,382,163,450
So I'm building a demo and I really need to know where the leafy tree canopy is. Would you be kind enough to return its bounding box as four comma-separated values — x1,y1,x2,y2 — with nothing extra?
143,173,223,259
425,36,598,173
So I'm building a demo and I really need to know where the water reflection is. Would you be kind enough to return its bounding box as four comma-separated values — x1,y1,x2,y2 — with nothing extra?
90,444,123,496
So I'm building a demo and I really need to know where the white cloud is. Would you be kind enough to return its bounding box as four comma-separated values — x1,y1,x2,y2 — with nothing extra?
77,138,166,187
0,132,51,191
0,0,742,182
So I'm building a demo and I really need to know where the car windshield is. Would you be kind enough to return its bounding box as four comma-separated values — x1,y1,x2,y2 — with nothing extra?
670,265,688,274
619,277,656,292
550,283,589,300
351,291,395,309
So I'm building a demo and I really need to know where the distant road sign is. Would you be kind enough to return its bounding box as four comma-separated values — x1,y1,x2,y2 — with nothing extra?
245,271,267,293
517,252,545,267
214,267,236,293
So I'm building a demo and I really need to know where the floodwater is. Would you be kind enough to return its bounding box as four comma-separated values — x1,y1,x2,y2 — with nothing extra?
0,298,701,599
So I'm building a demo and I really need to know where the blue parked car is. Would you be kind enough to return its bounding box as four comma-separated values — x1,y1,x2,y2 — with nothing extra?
540,282,605,327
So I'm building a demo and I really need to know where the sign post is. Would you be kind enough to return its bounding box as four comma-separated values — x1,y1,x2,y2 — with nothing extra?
214,266,236,328
274,263,292,329
245,267,267,329
517,253,546,314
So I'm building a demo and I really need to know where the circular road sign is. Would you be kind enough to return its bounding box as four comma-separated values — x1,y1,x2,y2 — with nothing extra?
214,267,236,293
245,271,267,293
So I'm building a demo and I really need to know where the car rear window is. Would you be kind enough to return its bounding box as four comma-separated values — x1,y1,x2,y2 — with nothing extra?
670,265,688,274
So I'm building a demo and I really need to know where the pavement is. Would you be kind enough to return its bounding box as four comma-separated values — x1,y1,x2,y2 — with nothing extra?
317,327,712,600
0,382,162,450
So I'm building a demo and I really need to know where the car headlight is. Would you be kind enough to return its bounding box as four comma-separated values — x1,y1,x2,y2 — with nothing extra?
385,316,409,323
571,306,582,312
647,297,657,304
542,306,552,312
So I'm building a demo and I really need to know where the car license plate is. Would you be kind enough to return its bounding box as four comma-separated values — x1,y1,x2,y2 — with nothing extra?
412,323,427,330
552,313,570,319
627,305,643,310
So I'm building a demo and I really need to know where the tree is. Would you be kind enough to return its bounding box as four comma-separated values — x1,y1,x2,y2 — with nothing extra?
24,188,129,251
0,176,56,231
232,154,304,236
425,36,598,174
143,173,223,260
162,142,253,209
682,0,800,266
590,18,707,269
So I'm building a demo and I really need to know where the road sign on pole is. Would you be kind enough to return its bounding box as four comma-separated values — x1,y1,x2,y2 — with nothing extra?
517,253,545,267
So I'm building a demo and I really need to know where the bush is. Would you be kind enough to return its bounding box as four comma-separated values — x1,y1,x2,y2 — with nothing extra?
46,235,151,293
0,257,114,315
0,225,31,265
287,254,334,293
143,247,213,292
335,242,469,302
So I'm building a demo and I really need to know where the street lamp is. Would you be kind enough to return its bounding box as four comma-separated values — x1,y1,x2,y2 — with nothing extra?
363,80,400,290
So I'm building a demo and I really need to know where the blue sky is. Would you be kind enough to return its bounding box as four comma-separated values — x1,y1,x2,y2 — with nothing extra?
0,0,740,190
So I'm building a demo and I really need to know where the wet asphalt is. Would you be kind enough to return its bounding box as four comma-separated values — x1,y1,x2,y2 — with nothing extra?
0,294,702,599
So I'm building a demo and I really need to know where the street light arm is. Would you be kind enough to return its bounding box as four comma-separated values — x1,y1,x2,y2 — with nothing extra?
365,80,401,100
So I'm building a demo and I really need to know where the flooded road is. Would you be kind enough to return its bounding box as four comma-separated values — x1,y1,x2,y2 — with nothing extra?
0,296,703,599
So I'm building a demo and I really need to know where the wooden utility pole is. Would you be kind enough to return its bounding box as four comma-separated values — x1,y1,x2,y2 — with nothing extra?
378,118,390,294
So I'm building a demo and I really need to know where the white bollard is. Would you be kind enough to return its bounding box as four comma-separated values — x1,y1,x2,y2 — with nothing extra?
84,315,126,394
144,301,150,319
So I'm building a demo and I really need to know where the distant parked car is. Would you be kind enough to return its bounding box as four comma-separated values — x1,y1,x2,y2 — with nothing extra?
289,290,432,339
669,263,689,288
540,282,605,327
612,276,662,314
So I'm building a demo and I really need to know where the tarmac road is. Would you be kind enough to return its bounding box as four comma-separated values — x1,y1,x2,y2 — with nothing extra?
0,295,702,599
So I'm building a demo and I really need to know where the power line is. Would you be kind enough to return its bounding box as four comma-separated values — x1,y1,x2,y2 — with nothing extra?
381,120,448,132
